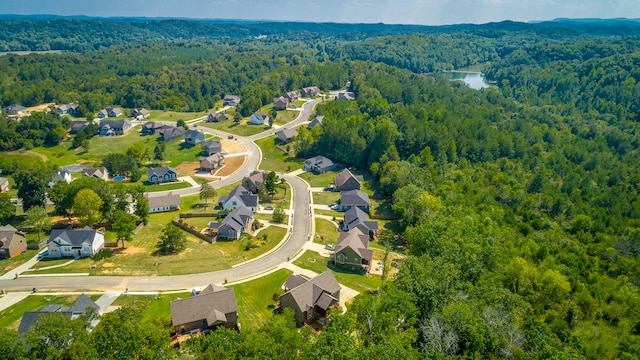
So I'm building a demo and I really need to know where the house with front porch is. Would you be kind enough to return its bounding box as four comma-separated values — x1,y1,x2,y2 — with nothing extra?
279,271,341,325
304,155,335,174
147,167,178,184
46,226,104,259
218,185,259,212
208,206,254,240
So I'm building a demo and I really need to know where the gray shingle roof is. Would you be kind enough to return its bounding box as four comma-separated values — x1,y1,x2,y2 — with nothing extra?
335,228,372,263
343,207,377,232
218,185,258,208
170,285,237,328
146,192,180,209
47,226,102,248
147,166,176,179
339,189,370,207
281,271,340,312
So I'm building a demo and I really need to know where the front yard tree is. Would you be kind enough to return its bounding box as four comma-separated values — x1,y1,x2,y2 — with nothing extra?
233,112,242,124
199,182,216,207
272,206,286,223
157,224,186,255
126,143,150,166
23,206,51,241
264,171,279,199
176,119,188,130
73,189,103,227
153,143,165,164
0,193,16,224
13,167,49,211
134,194,149,224
111,210,136,248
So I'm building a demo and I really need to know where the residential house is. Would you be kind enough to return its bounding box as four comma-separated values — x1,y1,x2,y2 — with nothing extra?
200,153,225,174
307,115,324,130
158,126,185,141
97,106,123,119
141,121,165,135
147,167,178,184
276,128,298,143
4,104,27,115
206,112,229,122
18,294,99,334
0,225,27,259
46,226,105,259
208,206,254,240
70,120,90,134
218,185,259,212
82,167,109,181
242,170,268,193
273,96,289,111
304,155,335,174
333,168,363,192
279,271,341,325
130,108,151,120
0,177,9,192
170,284,238,334
56,103,79,115
284,90,301,102
146,192,181,213
341,207,378,237
333,228,373,270
338,189,371,212
49,170,72,187
99,120,132,136
337,92,356,101
301,86,321,97
184,130,205,147
249,113,269,126
202,139,222,156
223,95,241,107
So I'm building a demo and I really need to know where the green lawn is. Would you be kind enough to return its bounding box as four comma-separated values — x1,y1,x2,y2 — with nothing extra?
312,191,340,205
201,118,266,137
0,294,91,330
314,209,344,218
260,182,292,206
313,218,339,245
304,169,342,188
0,249,39,276
111,292,188,323
293,250,382,294
149,110,208,123
230,268,292,329
143,181,192,193
254,136,303,173
273,111,299,125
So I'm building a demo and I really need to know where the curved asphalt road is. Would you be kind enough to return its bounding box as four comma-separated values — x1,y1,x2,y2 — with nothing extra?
0,99,321,292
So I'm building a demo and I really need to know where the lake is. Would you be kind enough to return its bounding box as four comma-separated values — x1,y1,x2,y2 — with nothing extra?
441,71,491,90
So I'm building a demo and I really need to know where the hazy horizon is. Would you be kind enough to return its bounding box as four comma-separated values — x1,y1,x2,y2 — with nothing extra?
0,0,638,26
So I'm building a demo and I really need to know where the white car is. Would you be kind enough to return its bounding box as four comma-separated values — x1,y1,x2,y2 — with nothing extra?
324,244,335,250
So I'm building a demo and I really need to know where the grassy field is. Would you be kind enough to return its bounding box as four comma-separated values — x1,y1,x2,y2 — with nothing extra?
0,249,40,276
293,250,382,294
30,194,286,276
0,294,97,330
255,136,303,173
149,110,208,123
110,292,188,323
312,191,340,205
201,118,266,137
313,218,339,245
314,209,344,218
304,169,341,188
230,268,292,329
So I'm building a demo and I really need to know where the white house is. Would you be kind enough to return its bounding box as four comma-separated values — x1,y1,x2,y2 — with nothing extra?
46,227,105,259
217,185,259,213
249,113,269,125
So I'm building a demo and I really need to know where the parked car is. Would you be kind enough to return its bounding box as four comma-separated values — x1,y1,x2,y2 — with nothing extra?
324,244,335,250
228,135,234,139
264,205,274,210
37,250,48,260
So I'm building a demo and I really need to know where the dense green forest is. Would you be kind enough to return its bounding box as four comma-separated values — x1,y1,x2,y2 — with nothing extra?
1,17,640,359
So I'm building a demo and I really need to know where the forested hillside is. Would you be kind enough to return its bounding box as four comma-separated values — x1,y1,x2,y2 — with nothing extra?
1,17,640,359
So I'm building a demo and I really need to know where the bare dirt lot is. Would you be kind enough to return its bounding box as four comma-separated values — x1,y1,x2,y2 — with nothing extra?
26,103,55,113
215,156,246,177
175,162,200,176
220,139,246,154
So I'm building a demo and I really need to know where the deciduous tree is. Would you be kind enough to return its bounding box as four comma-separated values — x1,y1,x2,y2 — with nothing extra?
111,210,136,248
72,189,103,227
157,224,186,254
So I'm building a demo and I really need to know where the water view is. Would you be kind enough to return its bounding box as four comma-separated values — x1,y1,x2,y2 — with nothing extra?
441,71,491,90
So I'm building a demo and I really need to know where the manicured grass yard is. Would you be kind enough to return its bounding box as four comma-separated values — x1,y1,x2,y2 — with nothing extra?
0,249,39,276
312,191,340,205
110,292,188,323
0,294,97,330
293,250,382,294
31,194,286,276
314,209,344,218
254,136,303,173
142,181,192,193
304,169,341,188
201,119,266,137
313,218,339,245
230,268,292,329
149,110,208,123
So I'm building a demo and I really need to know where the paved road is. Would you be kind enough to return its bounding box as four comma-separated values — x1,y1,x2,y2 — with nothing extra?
0,99,320,292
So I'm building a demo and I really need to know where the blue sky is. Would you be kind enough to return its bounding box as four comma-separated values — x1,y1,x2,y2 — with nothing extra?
0,0,638,25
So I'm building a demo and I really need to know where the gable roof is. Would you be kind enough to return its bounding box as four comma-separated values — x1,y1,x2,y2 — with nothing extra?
251,113,268,121
335,228,373,263
200,153,225,169
184,130,204,140
284,274,308,290
281,271,341,312
18,293,99,334
0,225,26,251
277,127,298,140
82,167,108,179
340,189,370,207
170,285,237,328
5,104,26,111
333,168,363,188
202,139,221,149
212,206,254,234
146,192,180,209
48,226,102,248
207,112,228,121
147,167,176,179
99,119,131,128
304,155,333,169
218,185,258,208
338,91,356,101
159,126,184,137
68,293,100,314
307,115,324,129
343,207,378,232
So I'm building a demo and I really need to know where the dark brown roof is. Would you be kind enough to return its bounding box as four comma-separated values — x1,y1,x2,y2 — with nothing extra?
281,271,340,312
170,285,237,327
333,168,363,188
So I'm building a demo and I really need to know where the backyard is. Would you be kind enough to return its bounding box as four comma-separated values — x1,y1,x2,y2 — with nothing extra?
313,218,339,245
0,294,100,330
255,136,303,173
200,118,266,137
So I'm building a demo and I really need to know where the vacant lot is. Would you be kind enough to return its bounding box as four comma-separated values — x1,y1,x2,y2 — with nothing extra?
0,294,98,330
254,136,303,173
201,119,266,137
214,156,246,177
149,110,208,122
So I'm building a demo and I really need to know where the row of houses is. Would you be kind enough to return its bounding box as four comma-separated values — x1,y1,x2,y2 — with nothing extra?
273,86,321,110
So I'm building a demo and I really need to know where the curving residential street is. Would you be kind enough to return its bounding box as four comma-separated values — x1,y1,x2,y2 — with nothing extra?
0,98,321,292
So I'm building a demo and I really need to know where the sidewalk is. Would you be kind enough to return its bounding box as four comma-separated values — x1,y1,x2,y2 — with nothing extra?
177,176,199,188
0,252,41,280
0,291,31,312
